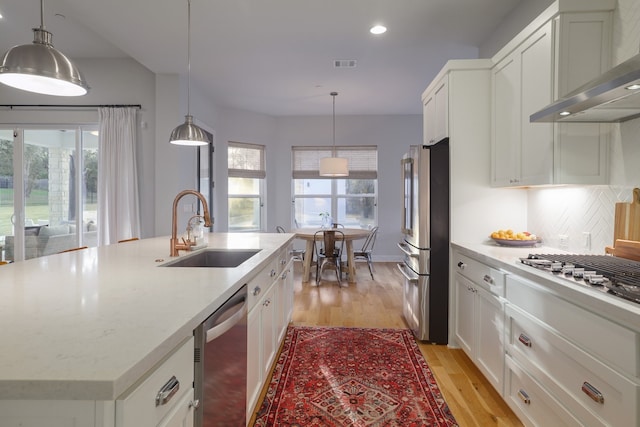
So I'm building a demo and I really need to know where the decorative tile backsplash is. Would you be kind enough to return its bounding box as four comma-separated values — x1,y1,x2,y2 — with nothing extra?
528,186,636,254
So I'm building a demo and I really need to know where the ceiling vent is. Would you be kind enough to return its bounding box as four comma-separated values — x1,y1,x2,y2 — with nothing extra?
334,59,357,68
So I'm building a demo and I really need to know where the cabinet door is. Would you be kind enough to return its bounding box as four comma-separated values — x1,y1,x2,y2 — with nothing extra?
454,273,475,356
423,95,435,146
491,54,520,187
519,22,553,185
261,283,277,381
157,390,195,427
433,78,449,143
475,286,505,394
246,306,262,420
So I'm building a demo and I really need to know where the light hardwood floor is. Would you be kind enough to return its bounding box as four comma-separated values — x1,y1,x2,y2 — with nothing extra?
250,261,523,427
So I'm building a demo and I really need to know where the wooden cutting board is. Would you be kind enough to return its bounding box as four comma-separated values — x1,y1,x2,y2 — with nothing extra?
613,188,640,243
605,240,640,262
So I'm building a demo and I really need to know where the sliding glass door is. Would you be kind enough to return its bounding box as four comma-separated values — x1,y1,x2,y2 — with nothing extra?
0,126,98,262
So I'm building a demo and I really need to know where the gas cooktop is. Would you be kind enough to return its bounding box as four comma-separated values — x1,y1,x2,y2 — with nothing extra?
520,254,640,304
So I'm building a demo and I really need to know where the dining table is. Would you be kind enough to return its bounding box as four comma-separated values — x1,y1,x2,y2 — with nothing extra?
294,227,371,284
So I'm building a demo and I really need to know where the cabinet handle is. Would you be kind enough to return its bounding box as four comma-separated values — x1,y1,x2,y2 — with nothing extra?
155,375,180,407
582,382,604,404
457,261,466,270
281,271,288,279
517,389,530,405
252,286,261,296
270,269,277,277
189,399,200,409
263,298,271,307
483,274,494,285
518,333,532,347
280,259,287,266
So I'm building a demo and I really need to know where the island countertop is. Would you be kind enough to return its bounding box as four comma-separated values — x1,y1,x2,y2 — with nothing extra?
0,233,294,401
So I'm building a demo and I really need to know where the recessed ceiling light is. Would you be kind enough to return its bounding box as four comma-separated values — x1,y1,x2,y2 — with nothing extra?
625,84,640,90
370,25,387,35
559,111,571,116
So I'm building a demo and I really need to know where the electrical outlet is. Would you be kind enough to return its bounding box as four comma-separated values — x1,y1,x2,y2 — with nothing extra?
559,234,569,248
582,232,591,251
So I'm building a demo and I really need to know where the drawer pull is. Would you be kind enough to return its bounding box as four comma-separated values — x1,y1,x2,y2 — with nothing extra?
252,286,262,296
582,382,604,404
270,269,277,277
483,274,494,285
155,375,180,407
517,389,530,405
518,333,532,347
189,399,200,409
457,261,466,270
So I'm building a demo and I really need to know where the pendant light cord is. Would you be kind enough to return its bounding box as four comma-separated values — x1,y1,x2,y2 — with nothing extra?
186,0,192,116
331,91,338,154
39,0,45,29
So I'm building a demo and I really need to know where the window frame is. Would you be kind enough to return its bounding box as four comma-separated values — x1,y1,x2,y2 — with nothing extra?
227,141,266,232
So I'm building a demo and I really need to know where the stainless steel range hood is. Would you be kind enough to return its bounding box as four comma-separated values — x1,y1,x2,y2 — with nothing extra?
530,53,640,123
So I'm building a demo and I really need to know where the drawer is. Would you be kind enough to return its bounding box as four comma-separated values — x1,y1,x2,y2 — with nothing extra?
453,253,505,296
505,355,582,426
507,304,639,427
506,274,640,377
276,244,292,273
116,336,194,427
247,257,279,311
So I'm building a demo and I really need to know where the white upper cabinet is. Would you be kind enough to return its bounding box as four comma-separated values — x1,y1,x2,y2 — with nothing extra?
422,77,448,145
491,1,613,187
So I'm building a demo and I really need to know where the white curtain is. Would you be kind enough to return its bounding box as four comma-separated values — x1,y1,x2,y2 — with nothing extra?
97,107,141,245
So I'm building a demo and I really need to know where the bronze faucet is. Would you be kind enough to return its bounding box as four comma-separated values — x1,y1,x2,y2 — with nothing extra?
170,190,212,256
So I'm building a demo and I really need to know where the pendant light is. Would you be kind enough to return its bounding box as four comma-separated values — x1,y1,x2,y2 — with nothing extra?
319,92,349,177
169,0,209,146
0,0,88,96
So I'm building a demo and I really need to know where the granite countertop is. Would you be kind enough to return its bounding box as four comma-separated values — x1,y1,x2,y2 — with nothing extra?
0,233,294,401
452,240,640,333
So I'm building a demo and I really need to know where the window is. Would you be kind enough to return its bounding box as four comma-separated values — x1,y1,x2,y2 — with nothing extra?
0,126,99,262
228,142,265,232
292,146,377,229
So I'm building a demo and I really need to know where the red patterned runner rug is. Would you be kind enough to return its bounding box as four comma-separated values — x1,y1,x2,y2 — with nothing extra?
254,326,458,426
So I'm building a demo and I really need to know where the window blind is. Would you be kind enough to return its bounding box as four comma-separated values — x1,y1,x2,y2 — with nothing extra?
292,145,377,179
228,141,265,179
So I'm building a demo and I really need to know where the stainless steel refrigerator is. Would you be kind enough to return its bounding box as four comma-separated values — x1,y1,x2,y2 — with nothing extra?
397,138,449,343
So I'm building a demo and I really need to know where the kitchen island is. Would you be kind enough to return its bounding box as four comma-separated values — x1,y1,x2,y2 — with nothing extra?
0,232,294,425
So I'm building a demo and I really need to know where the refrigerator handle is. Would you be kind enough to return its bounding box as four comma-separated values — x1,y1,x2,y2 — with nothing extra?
397,263,419,283
397,242,419,258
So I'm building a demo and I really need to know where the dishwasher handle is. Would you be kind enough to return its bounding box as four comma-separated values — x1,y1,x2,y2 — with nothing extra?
205,294,248,343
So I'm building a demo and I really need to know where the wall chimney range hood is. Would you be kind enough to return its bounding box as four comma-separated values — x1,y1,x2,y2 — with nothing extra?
530,53,640,123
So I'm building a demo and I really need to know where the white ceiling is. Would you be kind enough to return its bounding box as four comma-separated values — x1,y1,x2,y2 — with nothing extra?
0,0,524,116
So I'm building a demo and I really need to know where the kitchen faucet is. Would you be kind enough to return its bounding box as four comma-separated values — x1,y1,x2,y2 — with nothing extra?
170,190,212,256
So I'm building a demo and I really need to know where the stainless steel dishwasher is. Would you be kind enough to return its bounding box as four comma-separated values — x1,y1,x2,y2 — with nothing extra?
194,284,248,427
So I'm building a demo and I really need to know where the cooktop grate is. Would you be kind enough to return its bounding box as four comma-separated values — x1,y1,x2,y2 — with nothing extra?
524,254,640,303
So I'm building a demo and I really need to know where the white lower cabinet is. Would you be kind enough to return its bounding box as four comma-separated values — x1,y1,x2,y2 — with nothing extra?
453,252,506,394
246,249,294,424
116,337,195,427
505,274,640,427
157,390,196,427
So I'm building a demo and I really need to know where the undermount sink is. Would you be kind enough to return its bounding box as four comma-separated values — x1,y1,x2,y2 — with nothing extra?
161,249,261,268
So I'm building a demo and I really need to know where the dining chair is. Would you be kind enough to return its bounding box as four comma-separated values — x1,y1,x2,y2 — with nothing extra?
275,226,286,233
314,229,345,285
352,226,378,279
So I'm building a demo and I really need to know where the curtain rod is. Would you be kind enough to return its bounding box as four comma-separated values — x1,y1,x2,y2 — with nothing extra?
0,104,142,109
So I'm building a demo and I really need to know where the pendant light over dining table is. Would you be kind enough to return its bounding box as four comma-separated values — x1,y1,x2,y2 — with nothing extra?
169,0,209,146
0,0,89,96
319,92,349,177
